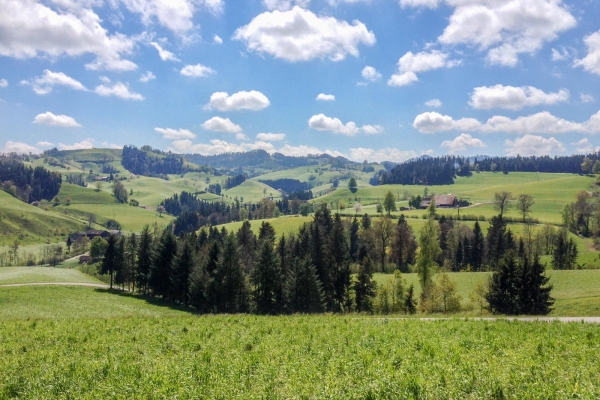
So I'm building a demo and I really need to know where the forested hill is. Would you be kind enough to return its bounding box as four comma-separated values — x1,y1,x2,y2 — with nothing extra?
122,145,208,177
0,156,61,203
379,153,600,186
185,149,354,172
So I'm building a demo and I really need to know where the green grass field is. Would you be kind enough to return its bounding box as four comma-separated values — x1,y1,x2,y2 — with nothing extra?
0,191,84,248
373,269,600,316
0,313,599,398
0,267,102,285
50,183,174,232
223,179,282,203
317,172,594,224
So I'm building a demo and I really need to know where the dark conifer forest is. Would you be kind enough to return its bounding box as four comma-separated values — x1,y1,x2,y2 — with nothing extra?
0,156,62,202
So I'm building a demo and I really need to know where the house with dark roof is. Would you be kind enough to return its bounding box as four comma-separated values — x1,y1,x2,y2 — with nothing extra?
420,195,458,209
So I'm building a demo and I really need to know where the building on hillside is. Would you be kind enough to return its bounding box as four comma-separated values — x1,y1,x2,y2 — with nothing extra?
68,229,121,243
79,255,91,264
420,195,458,209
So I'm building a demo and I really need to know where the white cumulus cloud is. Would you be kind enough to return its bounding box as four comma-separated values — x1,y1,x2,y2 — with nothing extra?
201,116,242,133
441,133,486,154
263,0,310,11
58,139,95,151
21,70,87,95
233,6,375,62
349,147,419,163
308,114,383,136
155,127,196,139
33,112,81,127
256,133,286,141
1,141,40,154
0,0,137,71
388,50,460,87
95,82,144,100
36,141,53,147
505,134,565,156
571,138,599,154
470,85,569,110
316,93,335,101
362,66,381,81
0,79,7,88
139,71,156,82
425,99,442,108
213,34,223,44
180,64,215,77
401,0,576,67
150,42,179,62
574,30,600,76
580,94,594,104
413,110,599,135
205,90,270,111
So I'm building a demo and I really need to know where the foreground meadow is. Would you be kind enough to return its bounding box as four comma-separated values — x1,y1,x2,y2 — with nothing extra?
0,314,599,399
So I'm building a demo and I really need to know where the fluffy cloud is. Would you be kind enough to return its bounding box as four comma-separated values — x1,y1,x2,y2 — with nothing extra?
139,71,156,82
413,112,481,134
263,0,310,11
308,114,384,136
150,42,179,62
425,99,442,108
116,0,223,36
33,112,81,127
155,127,196,139
388,50,460,86
233,6,375,62
180,64,215,77
1,141,40,154
36,141,53,147
0,79,7,88
581,94,594,104
574,30,600,76
470,85,569,110
401,0,576,67
21,70,87,95
571,138,599,154
205,90,270,111
349,147,418,163
0,0,137,71
95,82,144,100
57,139,95,151
278,144,344,157
551,47,570,61
362,66,381,82
256,133,286,141
213,34,223,44
413,110,598,135
201,117,242,133
440,133,486,154
316,93,335,101
505,134,565,156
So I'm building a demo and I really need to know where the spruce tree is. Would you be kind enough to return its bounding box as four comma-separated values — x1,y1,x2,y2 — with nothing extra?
522,254,554,315
405,284,417,314
487,251,521,314
172,240,195,305
470,221,485,271
214,233,248,313
349,216,360,262
252,238,280,314
113,236,126,288
100,234,119,289
136,225,153,294
189,263,210,312
329,214,351,311
354,256,377,312
149,228,177,298
284,257,324,313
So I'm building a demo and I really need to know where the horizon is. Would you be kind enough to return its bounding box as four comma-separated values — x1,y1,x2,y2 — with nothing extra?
1,0,600,162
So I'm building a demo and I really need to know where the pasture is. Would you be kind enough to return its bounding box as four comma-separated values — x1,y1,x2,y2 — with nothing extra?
317,172,594,224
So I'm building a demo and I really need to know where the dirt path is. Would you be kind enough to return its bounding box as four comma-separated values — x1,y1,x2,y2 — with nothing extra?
0,282,109,288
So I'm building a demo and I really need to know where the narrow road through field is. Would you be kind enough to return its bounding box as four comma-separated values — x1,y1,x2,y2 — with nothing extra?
377,317,600,323
0,282,109,288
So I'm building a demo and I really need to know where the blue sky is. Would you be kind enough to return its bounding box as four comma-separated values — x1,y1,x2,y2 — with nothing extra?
1,0,600,162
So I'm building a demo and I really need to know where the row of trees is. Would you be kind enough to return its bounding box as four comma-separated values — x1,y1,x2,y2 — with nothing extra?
122,145,188,176
379,154,600,186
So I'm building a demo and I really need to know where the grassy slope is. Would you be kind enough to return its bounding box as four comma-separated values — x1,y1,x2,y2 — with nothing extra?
0,267,101,285
223,180,282,203
317,172,594,224
0,191,83,248
374,269,600,316
52,183,174,232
